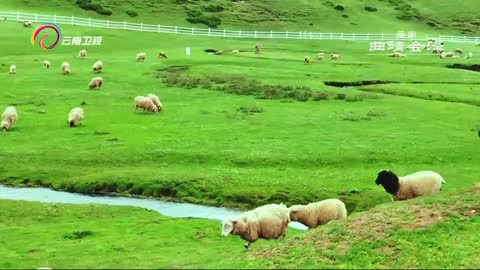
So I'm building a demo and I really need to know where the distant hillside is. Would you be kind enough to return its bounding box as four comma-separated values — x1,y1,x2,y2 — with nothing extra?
1,0,480,34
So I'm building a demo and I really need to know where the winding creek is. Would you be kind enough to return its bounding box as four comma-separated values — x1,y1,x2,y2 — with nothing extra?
0,185,308,230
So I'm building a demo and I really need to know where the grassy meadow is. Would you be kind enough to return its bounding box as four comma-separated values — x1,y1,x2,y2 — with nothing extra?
0,0,480,268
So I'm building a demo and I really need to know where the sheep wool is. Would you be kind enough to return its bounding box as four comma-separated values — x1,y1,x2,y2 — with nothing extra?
78,49,87,58
9,65,16,74
375,170,446,201
158,51,168,58
135,96,158,113
289,199,347,229
88,77,103,89
92,61,103,73
331,53,340,60
136,52,146,62
222,203,290,249
147,94,163,111
68,107,84,127
1,106,18,131
304,56,311,64
61,62,70,75
316,53,325,60
43,60,51,69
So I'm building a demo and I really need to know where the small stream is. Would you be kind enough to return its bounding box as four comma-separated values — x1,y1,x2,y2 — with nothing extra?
0,185,308,230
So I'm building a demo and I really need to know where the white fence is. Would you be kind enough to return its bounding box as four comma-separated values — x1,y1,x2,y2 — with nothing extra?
1,11,480,43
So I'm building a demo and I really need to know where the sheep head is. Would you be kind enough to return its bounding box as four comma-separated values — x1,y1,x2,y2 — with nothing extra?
288,205,306,221
375,170,400,194
1,120,10,131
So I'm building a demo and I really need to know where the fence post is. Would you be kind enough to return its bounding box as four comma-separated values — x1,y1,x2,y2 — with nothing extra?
286,31,288,39
35,14,38,23
124,21,127,30
270,30,273,38
89,17,91,27
341,32,343,40
175,26,178,33
191,27,194,35
208,28,211,36
54,14,56,23
381,33,384,40
353,33,355,40
255,31,257,38
330,32,333,40
310,32,312,40
107,20,109,29
71,16,74,25
224,29,226,37
239,30,241,38
367,33,369,40
16,11,19,22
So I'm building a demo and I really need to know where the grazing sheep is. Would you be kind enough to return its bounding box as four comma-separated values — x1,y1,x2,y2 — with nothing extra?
92,61,103,73
61,62,70,75
158,51,168,58
375,170,446,201
454,48,463,54
289,199,347,229
222,203,290,250
304,56,310,64
439,52,454,59
9,65,16,74
331,53,340,60
147,94,163,111
316,52,325,60
67,107,84,127
88,77,103,89
466,52,473,59
78,49,87,58
388,52,407,58
23,20,32,27
0,17,6,21
232,49,240,54
43,60,51,69
432,48,444,54
135,96,158,113
255,44,261,54
1,106,18,132
136,52,146,62
214,50,224,55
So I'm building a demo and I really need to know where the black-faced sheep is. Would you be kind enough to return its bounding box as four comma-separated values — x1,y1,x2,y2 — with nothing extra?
68,107,84,127
375,170,446,201
22,20,32,28
304,56,310,64
147,94,162,112
88,77,103,89
289,199,347,229
43,60,51,69
92,61,103,73
61,62,70,75
1,106,18,132
222,203,290,250
9,65,16,74
136,52,146,62
135,96,158,114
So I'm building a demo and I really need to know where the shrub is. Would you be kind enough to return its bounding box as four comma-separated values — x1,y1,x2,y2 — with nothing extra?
75,0,112,16
64,230,94,240
126,10,138,17
335,93,347,100
96,8,112,16
204,4,224,12
186,10,222,28
365,6,378,12
342,14,349,18
237,104,264,114
345,95,364,102
334,5,345,11
312,91,331,101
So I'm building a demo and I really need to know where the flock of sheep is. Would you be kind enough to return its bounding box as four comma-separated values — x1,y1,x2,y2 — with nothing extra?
304,52,340,64
2,49,166,131
222,170,446,249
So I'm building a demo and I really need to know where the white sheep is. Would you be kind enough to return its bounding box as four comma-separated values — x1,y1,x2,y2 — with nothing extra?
9,65,16,74
147,94,163,112
158,51,168,58
136,52,146,62
61,62,70,75
304,56,310,64
92,61,103,73
1,106,18,132
316,52,325,60
135,96,158,114
68,107,84,127
43,60,51,69
222,203,290,250
78,49,87,58
288,199,347,229
231,49,240,54
214,50,224,55
22,20,32,27
375,170,446,201
88,77,103,89
440,52,454,59
466,52,473,59
331,53,340,60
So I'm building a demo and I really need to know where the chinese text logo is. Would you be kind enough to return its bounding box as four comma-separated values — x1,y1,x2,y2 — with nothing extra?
31,23,62,50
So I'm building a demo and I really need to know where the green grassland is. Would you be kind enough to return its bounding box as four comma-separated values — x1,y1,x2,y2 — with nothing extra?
1,184,479,268
1,0,480,268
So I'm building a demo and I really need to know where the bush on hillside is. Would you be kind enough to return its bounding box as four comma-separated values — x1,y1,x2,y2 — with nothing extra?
365,6,378,12
75,0,112,16
334,5,345,11
187,14,222,28
204,4,224,12
126,10,138,17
